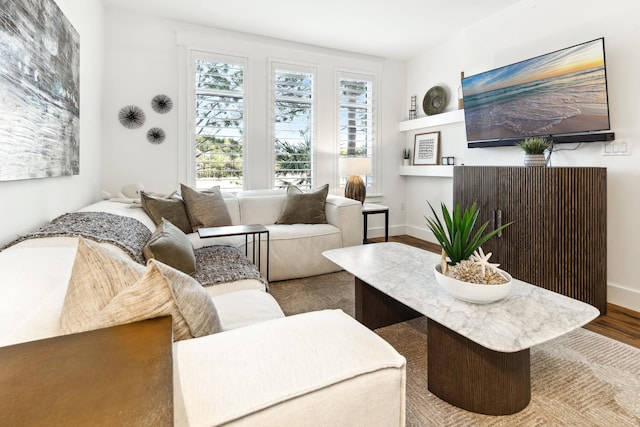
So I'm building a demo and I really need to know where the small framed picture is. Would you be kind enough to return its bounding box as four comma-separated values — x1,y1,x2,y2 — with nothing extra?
413,131,441,165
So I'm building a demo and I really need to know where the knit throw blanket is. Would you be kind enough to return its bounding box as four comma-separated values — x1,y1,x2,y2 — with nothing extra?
194,245,268,289
6,212,151,264
6,212,268,287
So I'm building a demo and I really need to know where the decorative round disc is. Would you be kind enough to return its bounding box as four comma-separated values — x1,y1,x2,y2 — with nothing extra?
423,86,447,116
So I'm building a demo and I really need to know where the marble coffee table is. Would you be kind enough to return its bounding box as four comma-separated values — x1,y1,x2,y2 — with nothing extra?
323,242,600,415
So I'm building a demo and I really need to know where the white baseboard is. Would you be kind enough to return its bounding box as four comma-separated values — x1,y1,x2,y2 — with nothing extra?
406,225,437,244
607,283,640,313
364,225,404,240
367,225,438,243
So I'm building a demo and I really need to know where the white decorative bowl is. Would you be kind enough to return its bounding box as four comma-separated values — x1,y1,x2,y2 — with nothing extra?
433,264,512,304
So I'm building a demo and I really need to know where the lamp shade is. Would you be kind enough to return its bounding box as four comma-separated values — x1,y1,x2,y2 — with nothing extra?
339,157,372,176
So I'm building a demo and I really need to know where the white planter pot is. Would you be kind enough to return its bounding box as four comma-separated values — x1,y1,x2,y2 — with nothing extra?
433,264,512,304
524,154,547,167
403,159,411,166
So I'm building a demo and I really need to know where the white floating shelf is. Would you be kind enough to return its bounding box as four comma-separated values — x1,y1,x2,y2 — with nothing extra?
399,165,454,177
399,109,465,132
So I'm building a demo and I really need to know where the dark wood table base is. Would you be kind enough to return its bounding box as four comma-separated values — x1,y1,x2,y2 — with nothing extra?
427,318,530,415
355,278,422,328
355,277,531,415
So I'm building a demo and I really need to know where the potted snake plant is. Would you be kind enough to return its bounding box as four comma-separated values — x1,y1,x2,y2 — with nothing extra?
426,202,514,303
403,148,411,166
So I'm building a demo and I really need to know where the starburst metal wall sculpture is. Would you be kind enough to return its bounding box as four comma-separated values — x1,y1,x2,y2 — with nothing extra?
118,105,146,129
151,94,173,114
146,127,166,144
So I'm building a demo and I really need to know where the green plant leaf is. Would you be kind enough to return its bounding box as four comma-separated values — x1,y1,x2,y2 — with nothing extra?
426,201,514,265
517,137,550,154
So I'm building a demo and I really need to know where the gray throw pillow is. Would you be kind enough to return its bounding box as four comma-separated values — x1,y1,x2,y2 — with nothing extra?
141,191,192,234
276,184,329,224
144,218,197,275
180,184,232,232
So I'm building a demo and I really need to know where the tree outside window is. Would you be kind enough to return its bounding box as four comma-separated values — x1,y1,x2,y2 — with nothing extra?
273,67,314,189
338,74,375,188
194,57,245,190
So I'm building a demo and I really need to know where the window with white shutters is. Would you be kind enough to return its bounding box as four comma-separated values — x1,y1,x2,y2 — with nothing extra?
338,73,375,189
273,66,314,189
193,54,245,190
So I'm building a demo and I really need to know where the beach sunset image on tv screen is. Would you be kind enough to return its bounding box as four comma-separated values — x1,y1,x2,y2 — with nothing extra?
462,38,610,143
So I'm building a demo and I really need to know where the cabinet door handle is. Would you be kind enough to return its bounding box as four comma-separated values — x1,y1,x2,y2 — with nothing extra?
490,209,496,232
496,209,503,238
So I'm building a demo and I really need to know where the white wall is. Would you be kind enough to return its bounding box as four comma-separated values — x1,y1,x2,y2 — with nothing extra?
404,0,640,311
0,0,104,246
102,9,407,237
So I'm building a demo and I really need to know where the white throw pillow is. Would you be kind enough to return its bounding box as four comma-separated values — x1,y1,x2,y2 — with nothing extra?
61,238,220,341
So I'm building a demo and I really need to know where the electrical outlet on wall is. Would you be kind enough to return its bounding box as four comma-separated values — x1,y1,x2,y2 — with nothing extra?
603,140,631,156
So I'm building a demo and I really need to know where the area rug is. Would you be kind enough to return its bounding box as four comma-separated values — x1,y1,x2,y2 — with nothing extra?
269,273,640,426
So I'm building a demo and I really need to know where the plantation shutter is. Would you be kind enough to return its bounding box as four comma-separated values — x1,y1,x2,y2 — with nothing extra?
273,66,314,189
338,73,375,188
194,55,245,190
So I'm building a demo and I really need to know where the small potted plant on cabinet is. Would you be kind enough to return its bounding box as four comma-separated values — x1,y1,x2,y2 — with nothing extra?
403,148,411,166
517,137,550,167
426,202,514,303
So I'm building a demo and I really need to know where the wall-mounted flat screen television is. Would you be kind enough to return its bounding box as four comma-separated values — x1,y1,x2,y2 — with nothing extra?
462,38,612,148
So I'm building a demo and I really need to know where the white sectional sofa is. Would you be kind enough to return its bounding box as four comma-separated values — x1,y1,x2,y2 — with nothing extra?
202,189,364,281
0,190,407,426
86,187,363,282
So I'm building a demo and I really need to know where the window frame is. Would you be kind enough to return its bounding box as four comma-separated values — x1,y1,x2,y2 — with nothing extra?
336,70,379,196
270,61,317,189
188,50,248,190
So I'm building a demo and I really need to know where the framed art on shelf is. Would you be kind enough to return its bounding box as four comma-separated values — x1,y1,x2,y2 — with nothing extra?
413,131,440,165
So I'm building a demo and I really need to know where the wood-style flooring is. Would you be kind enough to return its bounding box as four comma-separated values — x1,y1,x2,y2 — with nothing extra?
370,235,640,349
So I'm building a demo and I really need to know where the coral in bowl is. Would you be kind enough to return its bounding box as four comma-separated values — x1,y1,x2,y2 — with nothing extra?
434,264,512,304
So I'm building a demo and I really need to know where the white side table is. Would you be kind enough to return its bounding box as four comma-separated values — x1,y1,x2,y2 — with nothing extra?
362,203,389,244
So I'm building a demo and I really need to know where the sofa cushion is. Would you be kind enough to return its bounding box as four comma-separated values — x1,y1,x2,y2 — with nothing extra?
141,192,192,234
144,218,196,275
181,184,232,231
222,194,241,225
276,184,329,225
61,238,220,341
0,242,79,347
237,193,286,225
264,224,343,281
212,289,284,331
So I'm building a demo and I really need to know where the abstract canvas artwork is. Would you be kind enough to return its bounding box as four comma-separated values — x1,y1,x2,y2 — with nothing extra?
0,0,80,181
